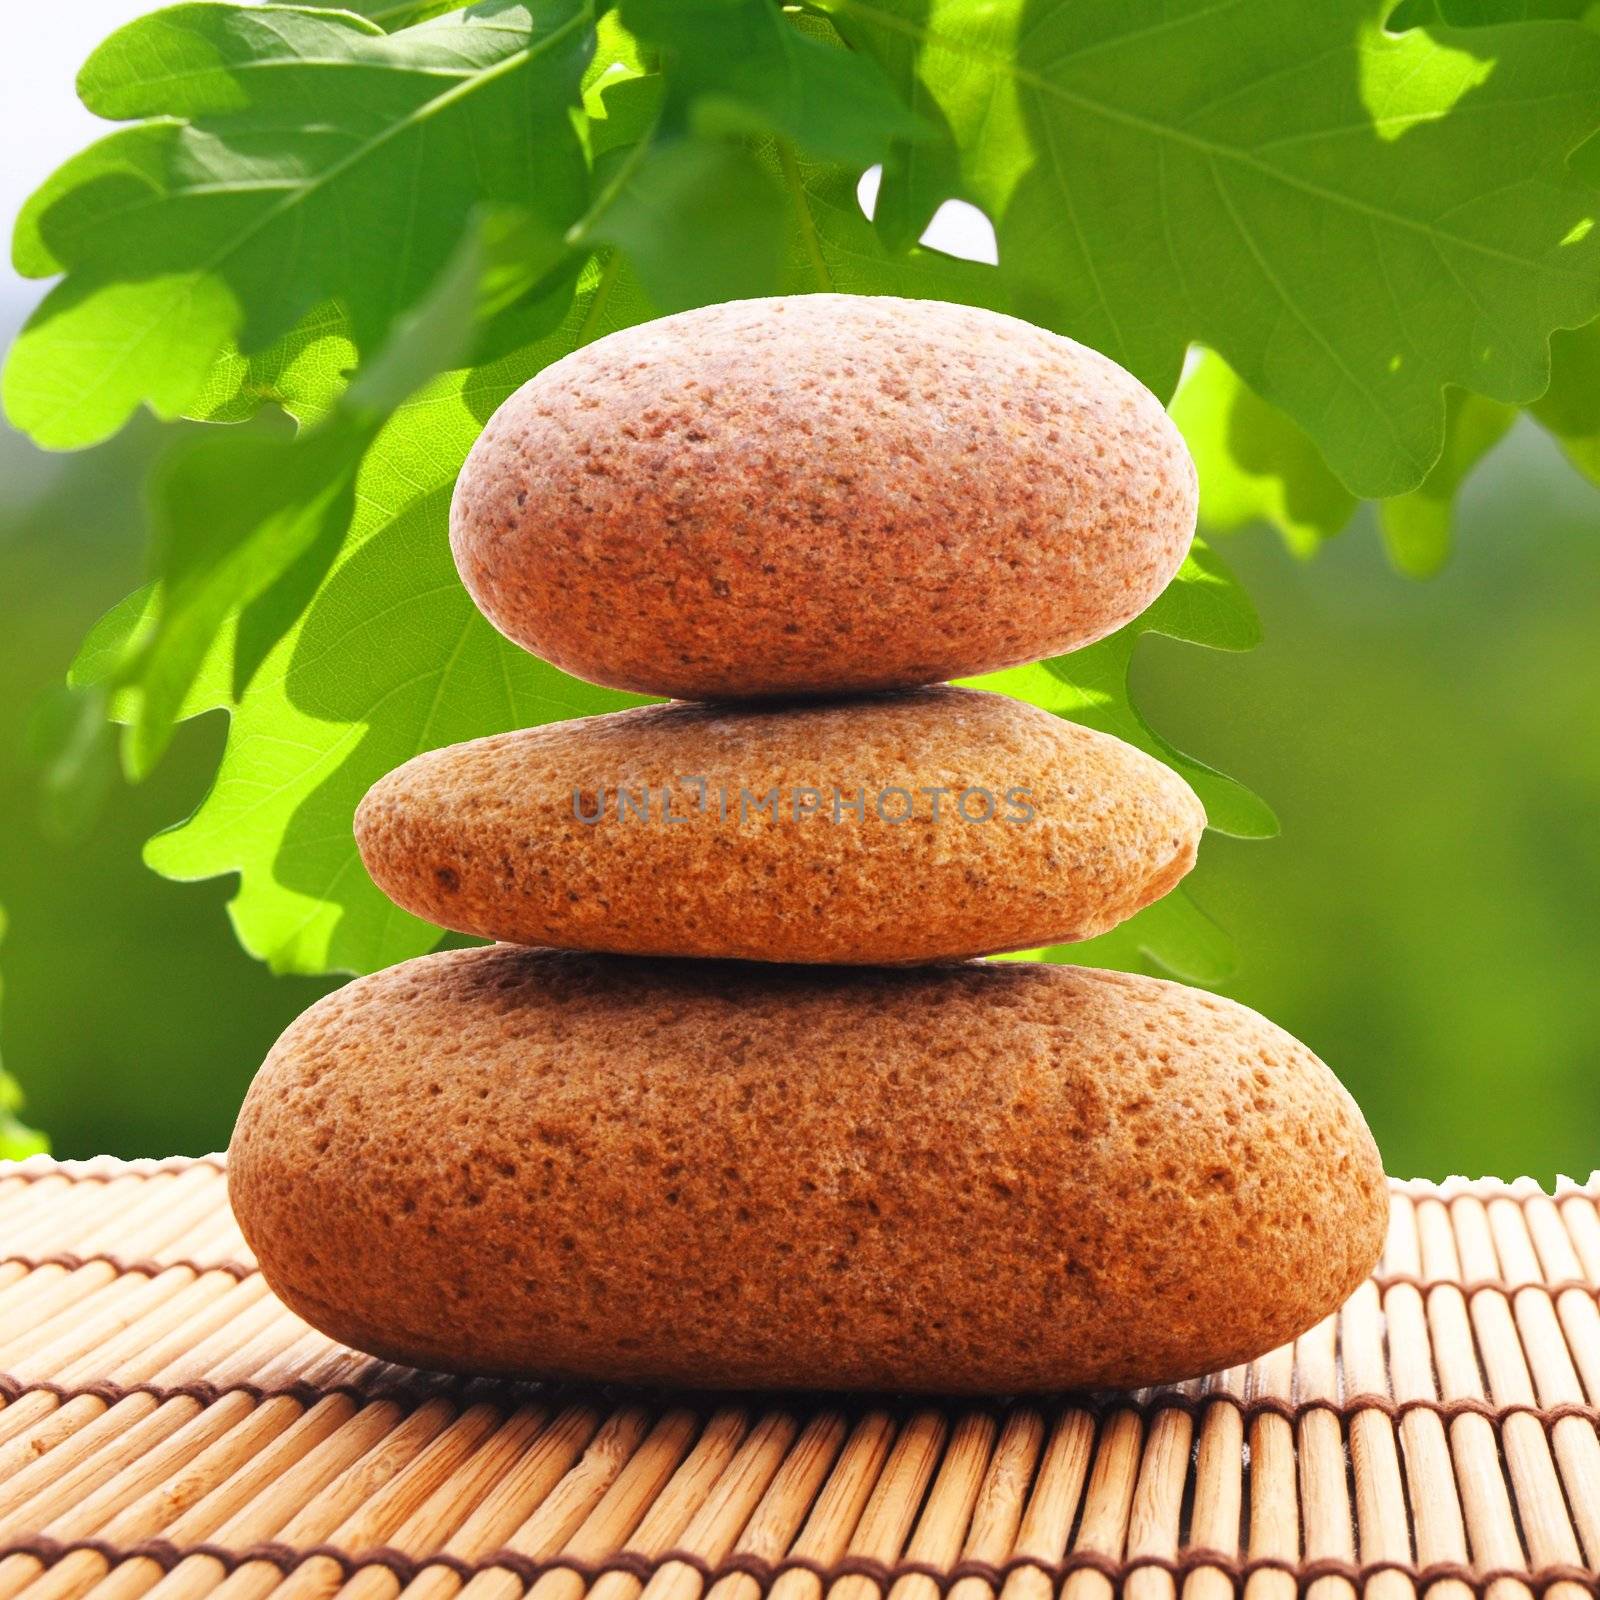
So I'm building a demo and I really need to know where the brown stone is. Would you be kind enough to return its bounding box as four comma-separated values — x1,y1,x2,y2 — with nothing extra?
449,295,1197,699
229,945,1388,1393
354,687,1206,964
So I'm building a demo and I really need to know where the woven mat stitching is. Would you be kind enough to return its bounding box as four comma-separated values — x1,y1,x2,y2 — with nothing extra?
0,1252,255,1280
0,1156,227,1183
4,1536,1599,1596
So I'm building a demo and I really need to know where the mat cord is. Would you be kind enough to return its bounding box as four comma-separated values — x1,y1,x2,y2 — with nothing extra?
5,1536,1599,1597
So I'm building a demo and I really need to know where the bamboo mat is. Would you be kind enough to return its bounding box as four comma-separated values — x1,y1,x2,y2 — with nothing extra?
1,1162,1599,1599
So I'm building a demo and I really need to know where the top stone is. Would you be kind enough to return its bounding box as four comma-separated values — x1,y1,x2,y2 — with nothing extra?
451,295,1196,700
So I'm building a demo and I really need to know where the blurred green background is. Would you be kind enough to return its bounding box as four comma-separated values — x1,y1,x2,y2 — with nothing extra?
0,408,337,1158
1,390,1595,1179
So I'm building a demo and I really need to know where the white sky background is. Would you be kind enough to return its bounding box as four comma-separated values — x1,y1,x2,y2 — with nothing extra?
0,0,155,324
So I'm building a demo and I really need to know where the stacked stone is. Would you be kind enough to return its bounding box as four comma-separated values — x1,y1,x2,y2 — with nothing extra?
229,296,1386,1395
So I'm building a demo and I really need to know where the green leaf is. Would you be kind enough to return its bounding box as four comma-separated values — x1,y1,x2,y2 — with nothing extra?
117,238,484,780
143,261,655,975
1378,388,1517,575
620,0,925,166
766,142,1002,302
70,586,160,696
575,4,926,314
993,892,1238,987
833,0,1600,496
1391,0,1593,22
584,138,788,311
582,7,655,113
191,304,356,427
312,0,476,28
971,540,1278,983
1178,345,1551,576
5,0,594,448
972,542,1278,845
129,424,362,780
26,685,118,842
1531,320,1600,484
1173,351,1356,558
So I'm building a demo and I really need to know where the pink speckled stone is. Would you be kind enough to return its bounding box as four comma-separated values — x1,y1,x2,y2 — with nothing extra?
450,296,1197,699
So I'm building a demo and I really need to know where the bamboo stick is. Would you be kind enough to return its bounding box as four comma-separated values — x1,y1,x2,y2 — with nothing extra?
32,1388,261,1537
1555,1188,1600,1289
1484,1195,1600,1563
482,1406,656,1566
827,1410,948,1600
1124,1385,1199,1600
257,1403,507,1600
638,1410,802,1600
1293,1311,1356,1600
886,1410,996,1600
74,1171,232,1267
389,1403,611,1600
5,1176,183,1261
1529,1193,1600,1402
210,1398,459,1600
1449,1196,1586,1600
0,1175,74,1238
228,1327,340,1394
1339,1275,1416,1600
1180,1367,1247,1600
78,1397,362,1600
144,1292,290,1392
998,1407,1094,1600
144,1400,444,1600
71,1171,222,1259
72,1277,270,1388
249,1334,383,1399
10,1395,306,1600
190,1315,319,1396
1415,1197,1533,1600
5,1268,168,1376
0,1396,206,1541
946,1406,1044,1600
766,1411,895,1600
0,1263,123,1346
332,1404,562,1600
1380,1195,1473,1600
1059,1408,1142,1600
0,1396,160,1520
1243,1339,1298,1600
580,1408,750,1600
455,1409,702,1600
703,1410,849,1600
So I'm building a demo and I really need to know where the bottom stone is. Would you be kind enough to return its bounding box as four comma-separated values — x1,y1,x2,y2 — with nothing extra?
229,946,1387,1394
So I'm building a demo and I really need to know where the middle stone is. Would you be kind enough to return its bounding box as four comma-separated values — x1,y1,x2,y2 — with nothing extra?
356,685,1205,965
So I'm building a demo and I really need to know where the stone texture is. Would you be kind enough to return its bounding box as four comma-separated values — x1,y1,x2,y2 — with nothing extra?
354,687,1206,964
230,945,1388,1393
450,295,1197,699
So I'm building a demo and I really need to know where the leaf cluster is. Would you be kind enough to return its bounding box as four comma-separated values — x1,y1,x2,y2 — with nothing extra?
9,0,1600,984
